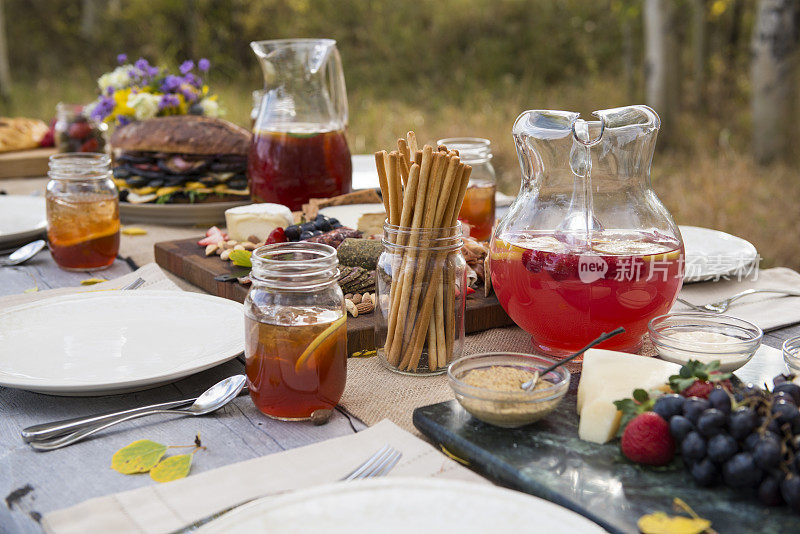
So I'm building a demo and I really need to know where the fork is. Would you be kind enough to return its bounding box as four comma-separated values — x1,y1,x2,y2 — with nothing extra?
676,288,800,313
174,445,402,533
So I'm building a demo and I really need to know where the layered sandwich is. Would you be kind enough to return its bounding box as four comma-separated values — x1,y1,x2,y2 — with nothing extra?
110,116,252,204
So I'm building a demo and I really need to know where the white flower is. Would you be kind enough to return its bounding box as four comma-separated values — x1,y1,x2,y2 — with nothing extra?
127,92,161,120
98,65,132,92
198,98,222,118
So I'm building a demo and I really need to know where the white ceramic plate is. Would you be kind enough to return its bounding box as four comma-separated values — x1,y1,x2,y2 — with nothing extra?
0,195,46,248
351,154,379,190
197,478,606,534
319,203,385,230
119,200,249,227
680,226,758,283
0,291,243,395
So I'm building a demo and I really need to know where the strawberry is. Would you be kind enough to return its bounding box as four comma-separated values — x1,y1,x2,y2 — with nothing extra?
621,412,675,466
68,121,92,140
669,360,733,399
265,227,286,245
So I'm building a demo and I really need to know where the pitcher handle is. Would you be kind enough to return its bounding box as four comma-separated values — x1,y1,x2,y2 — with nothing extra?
328,47,349,128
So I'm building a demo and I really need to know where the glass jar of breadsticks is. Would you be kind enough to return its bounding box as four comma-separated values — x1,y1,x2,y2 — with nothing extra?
373,135,472,375
437,137,496,242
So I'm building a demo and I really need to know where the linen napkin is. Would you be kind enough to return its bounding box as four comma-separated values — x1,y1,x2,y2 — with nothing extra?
674,267,800,331
0,263,181,310
41,419,487,534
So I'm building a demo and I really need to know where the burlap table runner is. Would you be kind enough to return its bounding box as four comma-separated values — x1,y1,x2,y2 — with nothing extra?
41,420,487,534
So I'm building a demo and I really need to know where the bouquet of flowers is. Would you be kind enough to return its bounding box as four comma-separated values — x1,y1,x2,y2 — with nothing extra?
86,54,222,127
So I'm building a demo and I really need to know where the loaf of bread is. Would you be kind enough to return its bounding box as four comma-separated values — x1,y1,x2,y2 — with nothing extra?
0,117,49,153
110,116,251,155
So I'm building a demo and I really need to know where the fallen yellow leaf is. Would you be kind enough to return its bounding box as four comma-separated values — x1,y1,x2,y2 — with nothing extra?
638,512,711,534
80,278,108,286
122,227,148,236
111,440,167,474
150,454,193,483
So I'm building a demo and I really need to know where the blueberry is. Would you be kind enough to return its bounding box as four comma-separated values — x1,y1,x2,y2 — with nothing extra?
300,222,316,233
723,453,761,489
697,408,727,437
773,382,800,404
772,399,800,426
780,475,800,512
707,387,732,414
311,230,323,236
683,397,711,425
314,219,332,232
753,436,782,470
284,225,301,241
681,431,706,463
299,231,314,240
327,218,340,226
315,214,327,221
729,407,758,440
690,458,719,487
669,415,694,443
653,394,685,420
147,179,164,188
707,433,738,464
759,473,785,506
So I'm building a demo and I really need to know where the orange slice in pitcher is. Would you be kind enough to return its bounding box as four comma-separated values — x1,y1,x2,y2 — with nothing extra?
294,315,347,372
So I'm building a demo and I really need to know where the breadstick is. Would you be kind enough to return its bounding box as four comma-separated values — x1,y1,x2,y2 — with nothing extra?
375,150,390,219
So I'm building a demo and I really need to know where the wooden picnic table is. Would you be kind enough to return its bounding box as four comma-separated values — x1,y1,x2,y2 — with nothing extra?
1,176,798,533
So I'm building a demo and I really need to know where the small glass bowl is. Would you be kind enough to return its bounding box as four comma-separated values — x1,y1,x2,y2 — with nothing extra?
783,336,800,374
447,352,570,428
648,313,762,372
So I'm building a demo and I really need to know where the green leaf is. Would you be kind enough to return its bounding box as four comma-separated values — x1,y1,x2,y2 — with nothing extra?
229,249,252,268
150,454,193,483
111,439,168,474
633,389,650,403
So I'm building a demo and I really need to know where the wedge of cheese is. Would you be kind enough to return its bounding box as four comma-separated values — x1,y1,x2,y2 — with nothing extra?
577,349,680,444
225,203,293,243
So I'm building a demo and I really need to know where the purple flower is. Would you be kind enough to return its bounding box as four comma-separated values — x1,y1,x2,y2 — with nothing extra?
116,114,132,126
90,96,115,122
147,65,160,77
158,94,180,111
106,87,115,96
161,75,182,93
198,58,210,71
134,58,150,73
179,60,194,75
183,72,202,88
179,85,198,103
117,54,127,64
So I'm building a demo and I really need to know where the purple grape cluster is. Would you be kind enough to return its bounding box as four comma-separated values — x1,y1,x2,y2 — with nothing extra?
657,374,800,512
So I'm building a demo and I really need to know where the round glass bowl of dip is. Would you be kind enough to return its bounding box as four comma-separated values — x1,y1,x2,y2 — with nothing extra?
648,313,762,372
783,336,800,374
447,352,570,428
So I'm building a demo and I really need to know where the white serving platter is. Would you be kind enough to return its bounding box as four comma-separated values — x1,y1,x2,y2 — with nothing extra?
0,291,243,395
0,195,46,248
680,225,758,283
197,477,606,534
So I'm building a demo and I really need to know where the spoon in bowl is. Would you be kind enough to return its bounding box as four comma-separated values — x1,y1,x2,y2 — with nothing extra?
29,375,247,451
0,239,46,266
521,327,625,391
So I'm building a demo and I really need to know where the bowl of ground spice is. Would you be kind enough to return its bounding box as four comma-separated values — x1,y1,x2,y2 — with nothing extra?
447,352,570,428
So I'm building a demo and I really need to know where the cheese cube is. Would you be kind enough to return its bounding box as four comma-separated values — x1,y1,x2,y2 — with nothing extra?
577,349,680,444
225,203,293,243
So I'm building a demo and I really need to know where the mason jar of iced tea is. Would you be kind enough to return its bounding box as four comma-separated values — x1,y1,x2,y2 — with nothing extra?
244,242,347,422
437,137,496,241
46,153,120,271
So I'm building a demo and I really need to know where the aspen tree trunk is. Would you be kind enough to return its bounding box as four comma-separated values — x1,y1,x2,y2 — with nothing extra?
0,0,10,99
751,0,799,164
644,0,679,136
692,0,706,107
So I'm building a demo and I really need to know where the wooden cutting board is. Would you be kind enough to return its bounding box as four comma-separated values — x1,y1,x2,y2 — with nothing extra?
154,237,514,354
0,147,57,179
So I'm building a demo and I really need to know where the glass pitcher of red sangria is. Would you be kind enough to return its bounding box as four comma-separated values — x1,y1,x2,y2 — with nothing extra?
248,39,352,210
491,106,683,357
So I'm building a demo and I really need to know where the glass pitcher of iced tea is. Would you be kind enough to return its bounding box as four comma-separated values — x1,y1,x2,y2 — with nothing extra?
248,39,352,210
491,106,683,357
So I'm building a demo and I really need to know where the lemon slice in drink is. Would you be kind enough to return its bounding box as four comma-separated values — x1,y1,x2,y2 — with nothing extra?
294,315,347,372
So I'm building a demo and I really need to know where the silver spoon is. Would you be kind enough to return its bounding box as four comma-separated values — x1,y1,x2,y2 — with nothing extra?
0,239,45,266
29,375,247,451
521,327,625,391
